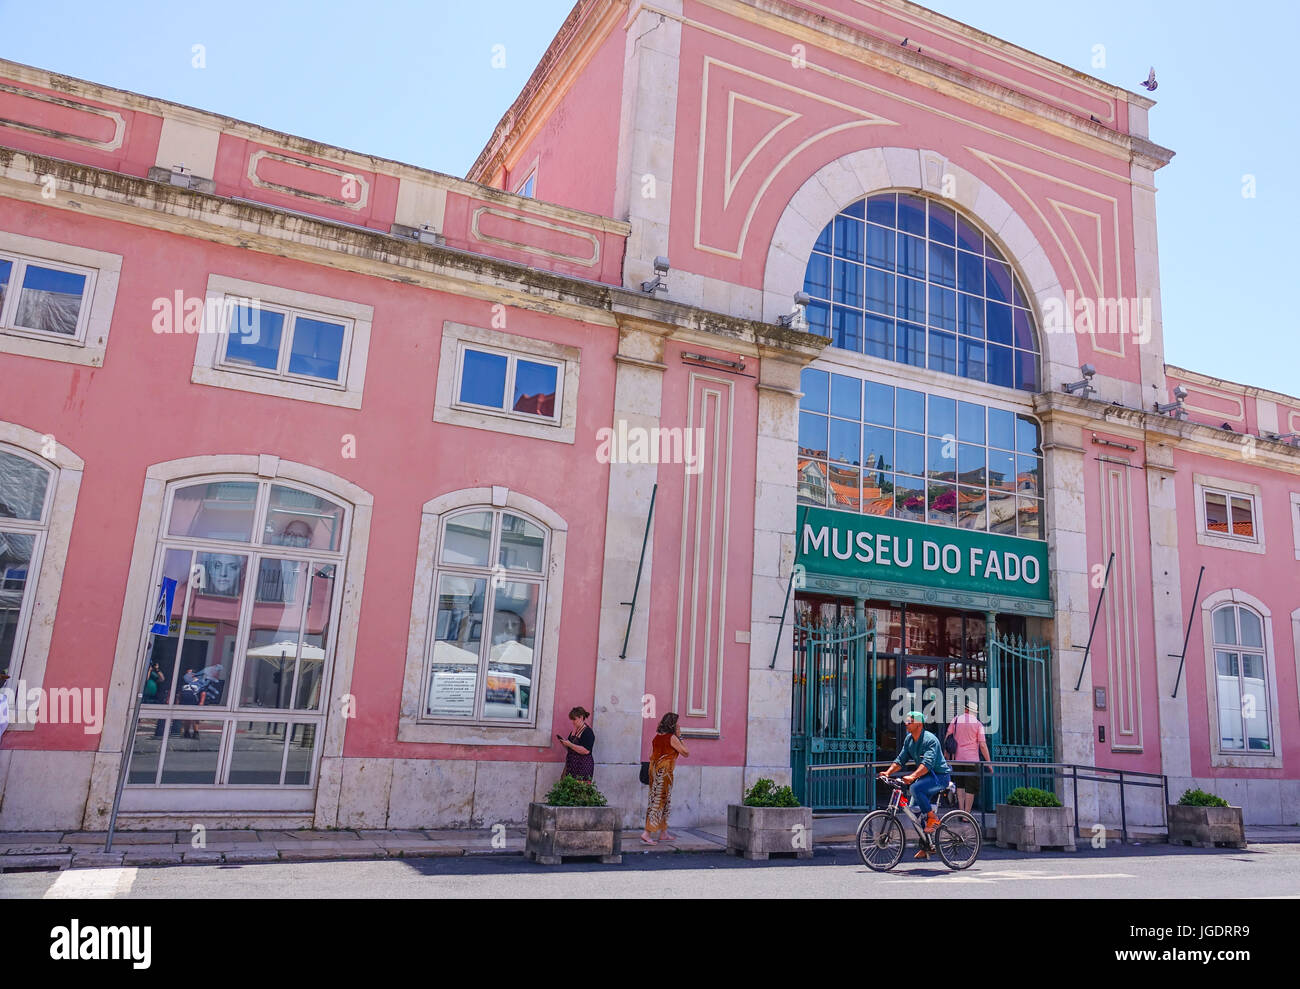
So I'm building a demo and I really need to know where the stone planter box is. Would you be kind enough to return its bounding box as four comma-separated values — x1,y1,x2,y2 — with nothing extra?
995,804,1076,852
1168,804,1246,849
524,803,622,865
726,805,814,861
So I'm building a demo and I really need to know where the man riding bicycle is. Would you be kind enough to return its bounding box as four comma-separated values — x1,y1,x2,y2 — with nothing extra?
879,710,952,859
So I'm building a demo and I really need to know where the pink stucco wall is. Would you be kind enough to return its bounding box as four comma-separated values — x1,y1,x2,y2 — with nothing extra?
1173,448,1300,780
0,197,618,767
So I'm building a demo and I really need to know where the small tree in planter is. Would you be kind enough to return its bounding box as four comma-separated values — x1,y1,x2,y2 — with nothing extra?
525,776,622,865
1168,789,1246,849
995,786,1076,853
726,778,813,861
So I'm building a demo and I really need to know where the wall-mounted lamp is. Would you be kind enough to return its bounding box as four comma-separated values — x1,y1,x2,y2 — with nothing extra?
1154,384,1189,419
1062,363,1097,398
640,256,670,295
777,291,812,329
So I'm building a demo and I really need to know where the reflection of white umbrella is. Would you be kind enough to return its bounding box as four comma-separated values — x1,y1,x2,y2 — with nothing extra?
431,640,479,668
489,640,533,667
245,640,326,708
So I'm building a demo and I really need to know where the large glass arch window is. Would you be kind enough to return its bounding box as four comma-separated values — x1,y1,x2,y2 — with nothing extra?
803,193,1041,392
0,446,53,682
1211,604,1272,754
423,508,548,724
127,477,348,788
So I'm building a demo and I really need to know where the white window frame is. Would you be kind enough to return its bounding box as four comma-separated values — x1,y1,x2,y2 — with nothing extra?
0,232,121,368
515,171,537,199
216,299,353,388
417,507,549,729
193,274,372,410
1193,474,1266,555
398,487,566,747
453,341,563,425
1289,492,1300,561
123,474,351,793
434,321,580,445
1209,604,1273,756
0,252,95,344
0,447,54,685
0,426,84,723
1200,589,1283,769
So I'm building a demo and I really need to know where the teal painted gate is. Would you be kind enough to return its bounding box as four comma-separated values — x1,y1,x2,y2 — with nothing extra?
986,632,1055,804
790,616,877,810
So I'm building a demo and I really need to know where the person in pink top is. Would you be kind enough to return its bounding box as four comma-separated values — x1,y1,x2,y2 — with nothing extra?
945,698,991,812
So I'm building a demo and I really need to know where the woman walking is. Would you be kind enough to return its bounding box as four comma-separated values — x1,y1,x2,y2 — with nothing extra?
641,712,689,845
557,706,595,782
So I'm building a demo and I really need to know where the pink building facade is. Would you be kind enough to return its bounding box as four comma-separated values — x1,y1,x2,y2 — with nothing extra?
0,0,1296,831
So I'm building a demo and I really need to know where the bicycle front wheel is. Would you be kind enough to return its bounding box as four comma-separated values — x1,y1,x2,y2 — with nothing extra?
856,811,905,872
935,810,982,870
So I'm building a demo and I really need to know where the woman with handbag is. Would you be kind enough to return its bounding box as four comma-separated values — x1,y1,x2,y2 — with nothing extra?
640,712,689,845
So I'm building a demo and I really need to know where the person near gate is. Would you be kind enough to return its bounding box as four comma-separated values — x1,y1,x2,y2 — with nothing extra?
878,710,951,859
945,698,991,813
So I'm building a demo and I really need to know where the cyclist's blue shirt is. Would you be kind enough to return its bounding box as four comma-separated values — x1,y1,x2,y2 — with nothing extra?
895,729,951,776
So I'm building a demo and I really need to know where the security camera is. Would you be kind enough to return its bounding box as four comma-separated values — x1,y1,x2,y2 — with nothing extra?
1062,363,1098,397
1155,384,1189,419
641,256,670,294
779,291,813,328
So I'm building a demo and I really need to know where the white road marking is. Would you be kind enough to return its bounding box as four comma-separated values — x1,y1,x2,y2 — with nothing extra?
879,870,1136,884
44,867,138,899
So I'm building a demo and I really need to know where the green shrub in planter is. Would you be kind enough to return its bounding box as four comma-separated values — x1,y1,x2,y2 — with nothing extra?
743,778,800,807
1005,786,1062,808
1178,788,1229,808
544,775,607,807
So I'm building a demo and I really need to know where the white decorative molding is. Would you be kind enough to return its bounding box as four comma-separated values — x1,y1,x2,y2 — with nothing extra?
247,149,370,210
398,488,567,746
469,206,600,267
0,81,126,151
1200,589,1284,770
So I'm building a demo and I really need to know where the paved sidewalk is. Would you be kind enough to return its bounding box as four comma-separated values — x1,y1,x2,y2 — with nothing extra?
2,818,1296,871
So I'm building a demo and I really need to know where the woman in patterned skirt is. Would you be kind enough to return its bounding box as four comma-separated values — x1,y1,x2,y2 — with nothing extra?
641,712,689,845
558,706,596,782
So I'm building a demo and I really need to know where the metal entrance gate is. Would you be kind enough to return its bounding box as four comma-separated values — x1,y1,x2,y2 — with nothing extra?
790,616,876,810
987,632,1055,804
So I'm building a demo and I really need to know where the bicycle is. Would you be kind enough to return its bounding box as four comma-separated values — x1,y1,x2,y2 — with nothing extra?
856,774,982,872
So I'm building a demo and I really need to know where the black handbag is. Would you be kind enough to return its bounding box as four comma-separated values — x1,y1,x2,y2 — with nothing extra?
639,761,650,785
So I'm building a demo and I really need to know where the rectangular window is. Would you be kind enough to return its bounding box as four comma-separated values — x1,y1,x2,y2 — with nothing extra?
219,300,351,386
455,343,561,423
1203,489,1257,541
0,252,95,343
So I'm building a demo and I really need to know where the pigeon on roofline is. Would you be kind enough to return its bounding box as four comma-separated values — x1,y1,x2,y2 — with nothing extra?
1141,68,1158,91
900,37,908,46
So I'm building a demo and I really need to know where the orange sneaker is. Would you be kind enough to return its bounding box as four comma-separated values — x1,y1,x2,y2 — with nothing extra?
913,848,931,859
924,811,940,834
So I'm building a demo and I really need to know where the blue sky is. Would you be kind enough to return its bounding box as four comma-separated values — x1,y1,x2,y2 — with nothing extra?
2,1,1294,395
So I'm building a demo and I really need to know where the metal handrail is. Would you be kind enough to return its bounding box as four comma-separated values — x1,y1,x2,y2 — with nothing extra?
805,759,1168,845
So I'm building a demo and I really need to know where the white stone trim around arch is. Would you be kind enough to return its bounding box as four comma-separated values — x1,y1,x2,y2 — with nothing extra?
0,422,85,718
761,146,1079,392
396,486,568,748
83,455,374,828
1199,588,1284,770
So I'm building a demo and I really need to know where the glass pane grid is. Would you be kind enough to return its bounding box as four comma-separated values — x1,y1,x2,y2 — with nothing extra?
803,193,1040,390
797,368,1043,539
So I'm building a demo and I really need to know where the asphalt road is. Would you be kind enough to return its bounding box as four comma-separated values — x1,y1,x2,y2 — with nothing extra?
4,840,1298,899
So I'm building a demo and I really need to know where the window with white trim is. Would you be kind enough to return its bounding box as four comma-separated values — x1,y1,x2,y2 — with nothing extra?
454,342,561,423
1211,603,1273,754
422,508,548,726
218,299,353,386
1202,487,1257,542
0,446,53,682
0,251,96,344
515,172,536,199
125,477,349,788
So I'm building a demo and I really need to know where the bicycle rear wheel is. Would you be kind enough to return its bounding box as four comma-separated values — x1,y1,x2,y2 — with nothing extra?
935,810,982,870
856,811,905,872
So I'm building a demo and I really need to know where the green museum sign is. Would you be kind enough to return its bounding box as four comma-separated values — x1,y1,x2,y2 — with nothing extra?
797,508,1050,602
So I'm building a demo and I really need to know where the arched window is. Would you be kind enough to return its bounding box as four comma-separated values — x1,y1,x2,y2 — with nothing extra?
803,193,1041,391
424,508,548,724
1211,604,1272,753
0,446,53,681
127,477,349,788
